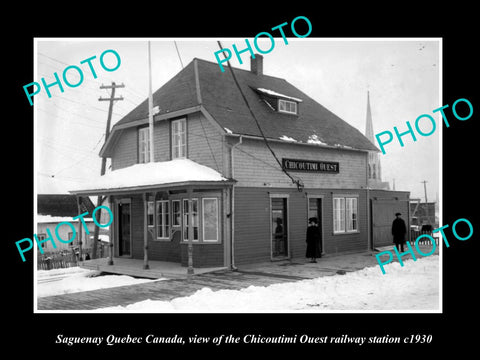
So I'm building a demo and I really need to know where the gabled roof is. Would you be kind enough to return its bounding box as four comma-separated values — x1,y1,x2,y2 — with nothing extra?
104,57,378,154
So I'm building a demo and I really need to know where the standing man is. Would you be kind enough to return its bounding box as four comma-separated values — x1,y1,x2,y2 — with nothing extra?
391,212,407,252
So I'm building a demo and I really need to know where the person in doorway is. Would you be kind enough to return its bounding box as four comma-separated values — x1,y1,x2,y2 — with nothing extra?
274,218,284,256
306,217,322,263
392,212,407,252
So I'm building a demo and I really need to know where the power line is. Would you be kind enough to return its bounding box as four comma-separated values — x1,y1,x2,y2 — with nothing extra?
173,41,184,69
216,41,304,191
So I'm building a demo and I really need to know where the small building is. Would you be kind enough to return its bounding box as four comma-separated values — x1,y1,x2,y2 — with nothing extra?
37,194,96,253
410,201,437,229
71,55,409,271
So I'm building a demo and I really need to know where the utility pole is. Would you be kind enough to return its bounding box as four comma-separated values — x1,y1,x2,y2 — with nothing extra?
91,82,124,260
421,180,430,226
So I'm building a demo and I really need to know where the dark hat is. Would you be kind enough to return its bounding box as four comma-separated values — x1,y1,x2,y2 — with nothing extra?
395,212,402,216
308,217,318,223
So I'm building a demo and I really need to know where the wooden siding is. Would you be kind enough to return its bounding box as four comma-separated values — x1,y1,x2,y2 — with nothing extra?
370,190,410,248
110,112,226,175
111,192,225,267
233,187,369,265
180,243,224,267
232,137,368,189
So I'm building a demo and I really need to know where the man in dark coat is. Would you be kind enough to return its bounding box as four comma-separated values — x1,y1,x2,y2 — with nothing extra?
392,212,407,252
306,217,322,263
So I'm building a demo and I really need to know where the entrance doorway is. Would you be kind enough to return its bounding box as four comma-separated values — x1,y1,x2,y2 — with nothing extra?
271,197,288,259
118,200,131,257
308,197,323,253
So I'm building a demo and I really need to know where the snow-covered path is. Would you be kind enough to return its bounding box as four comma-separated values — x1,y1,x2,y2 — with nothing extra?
94,255,439,312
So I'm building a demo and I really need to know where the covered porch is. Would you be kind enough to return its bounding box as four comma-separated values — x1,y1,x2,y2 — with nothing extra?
70,159,235,277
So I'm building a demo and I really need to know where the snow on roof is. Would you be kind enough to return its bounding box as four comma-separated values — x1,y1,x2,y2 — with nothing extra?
71,159,229,193
306,134,328,146
256,88,303,102
37,214,93,224
279,135,297,142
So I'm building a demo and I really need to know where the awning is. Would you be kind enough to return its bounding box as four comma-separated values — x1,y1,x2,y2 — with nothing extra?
69,159,235,196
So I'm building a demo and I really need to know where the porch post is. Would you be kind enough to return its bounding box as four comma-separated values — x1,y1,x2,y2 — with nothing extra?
143,192,150,270
76,196,83,262
187,187,194,275
108,196,114,265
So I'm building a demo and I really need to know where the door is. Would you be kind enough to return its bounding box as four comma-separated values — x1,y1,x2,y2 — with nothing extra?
308,197,323,253
271,197,288,259
371,198,409,249
118,200,131,256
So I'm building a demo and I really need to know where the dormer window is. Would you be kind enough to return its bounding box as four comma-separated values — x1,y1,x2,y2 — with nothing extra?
254,87,302,115
278,99,297,114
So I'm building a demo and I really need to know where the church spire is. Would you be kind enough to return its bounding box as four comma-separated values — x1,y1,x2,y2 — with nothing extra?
365,90,374,143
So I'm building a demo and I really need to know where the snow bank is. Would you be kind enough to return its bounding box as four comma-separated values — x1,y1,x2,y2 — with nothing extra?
37,214,93,223
71,159,229,192
36,267,157,298
96,256,440,313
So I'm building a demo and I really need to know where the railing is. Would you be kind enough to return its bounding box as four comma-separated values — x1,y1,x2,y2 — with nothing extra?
410,230,439,246
37,245,109,270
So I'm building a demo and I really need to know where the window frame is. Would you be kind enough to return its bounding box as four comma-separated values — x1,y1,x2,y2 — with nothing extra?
202,197,219,242
172,200,181,227
155,200,170,240
333,195,359,234
138,126,151,163
278,99,298,114
182,198,199,242
171,118,187,159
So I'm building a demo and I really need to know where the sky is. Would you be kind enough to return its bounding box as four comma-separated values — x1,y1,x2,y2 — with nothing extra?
35,38,440,202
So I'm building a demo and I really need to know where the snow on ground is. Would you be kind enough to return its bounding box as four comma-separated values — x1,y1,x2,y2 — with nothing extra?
96,256,440,313
36,267,157,298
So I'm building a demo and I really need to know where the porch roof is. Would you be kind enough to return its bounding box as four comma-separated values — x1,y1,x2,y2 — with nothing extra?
69,159,235,196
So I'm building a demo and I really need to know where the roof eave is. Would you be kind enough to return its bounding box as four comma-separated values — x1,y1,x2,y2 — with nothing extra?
69,179,237,197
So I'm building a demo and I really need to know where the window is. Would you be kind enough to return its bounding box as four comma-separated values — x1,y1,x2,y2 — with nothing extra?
183,199,198,241
171,118,186,159
138,127,151,163
202,198,219,242
333,196,358,233
346,198,358,231
278,99,297,114
156,200,170,239
172,200,181,227
333,198,345,233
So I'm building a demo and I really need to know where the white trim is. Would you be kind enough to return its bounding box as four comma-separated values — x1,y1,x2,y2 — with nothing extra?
278,99,298,114
182,198,199,242
333,195,359,234
171,118,187,159
202,197,219,242
155,200,170,240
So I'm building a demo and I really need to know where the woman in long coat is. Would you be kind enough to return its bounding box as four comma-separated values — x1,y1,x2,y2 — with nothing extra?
306,217,322,263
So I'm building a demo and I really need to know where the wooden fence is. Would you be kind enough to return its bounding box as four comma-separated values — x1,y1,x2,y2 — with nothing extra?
37,245,109,270
409,230,439,245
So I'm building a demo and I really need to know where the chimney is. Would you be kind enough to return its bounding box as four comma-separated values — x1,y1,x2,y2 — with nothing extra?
250,54,263,75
